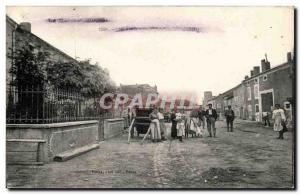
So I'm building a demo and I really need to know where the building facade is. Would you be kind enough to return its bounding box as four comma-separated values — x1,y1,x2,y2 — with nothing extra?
242,54,293,123
6,16,81,89
118,84,158,98
204,52,294,127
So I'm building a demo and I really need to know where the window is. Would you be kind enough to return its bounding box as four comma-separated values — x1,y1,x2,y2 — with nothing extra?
254,78,258,83
263,75,267,81
217,103,221,109
247,87,251,100
254,84,259,99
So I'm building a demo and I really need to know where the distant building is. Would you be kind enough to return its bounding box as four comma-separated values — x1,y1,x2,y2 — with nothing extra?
243,53,294,124
118,84,158,98
116,84,158,108
204,52,294,128
203,91,213,106
161,98,196,113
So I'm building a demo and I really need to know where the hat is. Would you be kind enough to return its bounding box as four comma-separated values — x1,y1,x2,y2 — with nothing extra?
207,103,212,106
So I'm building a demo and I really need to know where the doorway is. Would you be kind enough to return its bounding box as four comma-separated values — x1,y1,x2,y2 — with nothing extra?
261,92,274,112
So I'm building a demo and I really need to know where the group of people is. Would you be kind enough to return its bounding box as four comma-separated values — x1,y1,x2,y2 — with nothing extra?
257,104,288,139
170,103,222,141
140,102,288,143
169,102,289,141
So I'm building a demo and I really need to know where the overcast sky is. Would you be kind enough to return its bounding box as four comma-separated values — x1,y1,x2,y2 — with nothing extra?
6,6,294,103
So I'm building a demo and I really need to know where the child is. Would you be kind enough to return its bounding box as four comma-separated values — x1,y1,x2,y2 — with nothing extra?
190,117,204,137
184,115,191,138
176,112,185,142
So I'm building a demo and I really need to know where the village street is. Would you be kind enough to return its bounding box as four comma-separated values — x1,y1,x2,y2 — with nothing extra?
7,120,294,189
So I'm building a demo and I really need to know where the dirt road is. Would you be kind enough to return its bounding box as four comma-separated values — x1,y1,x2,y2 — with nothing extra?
7,120,294,189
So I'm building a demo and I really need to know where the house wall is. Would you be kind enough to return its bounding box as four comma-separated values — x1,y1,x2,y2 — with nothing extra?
244,78,260,121
258,64,293,127
233,84,246,119
6,17,17,90
205,56,293,125
6,17,80,88
243,62,293,123
259,65,292,106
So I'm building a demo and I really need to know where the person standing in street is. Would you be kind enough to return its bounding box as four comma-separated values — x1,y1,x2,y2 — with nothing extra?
224,105,235,132
149,107,161,142
272,104,287,139
205,104,218,137
158,108,167,141
170,109,177,139
262,111,271,127
176,111,185,142
122,107,129,129
198,106,206,129
130,106,137,138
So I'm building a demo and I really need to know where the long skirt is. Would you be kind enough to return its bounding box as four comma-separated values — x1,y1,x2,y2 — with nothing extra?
159,120,166,138
177,122,185,137
273,117,283,132
190,118,204,136
171,122,177,138
150,120,161,140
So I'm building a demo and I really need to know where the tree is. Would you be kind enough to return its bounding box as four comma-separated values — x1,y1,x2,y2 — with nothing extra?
46,60,84,91
9,45,51,88
10,44,116,96
80,60,116,97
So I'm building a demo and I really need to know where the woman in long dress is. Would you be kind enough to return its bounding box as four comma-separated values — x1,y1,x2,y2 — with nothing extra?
158,108,167,141
272,104,287,139
149,108,161,142
170,109,177,139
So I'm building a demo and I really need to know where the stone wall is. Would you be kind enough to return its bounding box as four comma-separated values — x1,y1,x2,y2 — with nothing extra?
104,118,124,139
7,120,99,163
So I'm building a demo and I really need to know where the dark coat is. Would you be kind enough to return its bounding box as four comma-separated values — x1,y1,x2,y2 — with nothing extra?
198,110,206,120
225,109,235,120
205,109,218,120
170,113,177,138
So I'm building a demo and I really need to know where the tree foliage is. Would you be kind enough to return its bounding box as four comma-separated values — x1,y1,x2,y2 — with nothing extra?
9,45,51,88
10,45,116,97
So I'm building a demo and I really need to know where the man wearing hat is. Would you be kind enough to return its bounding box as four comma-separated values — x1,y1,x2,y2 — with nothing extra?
224,105,235,132
205,103,218,137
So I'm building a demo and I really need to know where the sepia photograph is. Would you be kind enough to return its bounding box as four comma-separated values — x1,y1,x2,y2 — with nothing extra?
5,6,295,189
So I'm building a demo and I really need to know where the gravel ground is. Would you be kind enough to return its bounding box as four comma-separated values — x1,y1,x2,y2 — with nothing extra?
6,119,294,189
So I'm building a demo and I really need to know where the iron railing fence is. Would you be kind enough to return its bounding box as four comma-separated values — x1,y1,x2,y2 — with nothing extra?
6,86,122,124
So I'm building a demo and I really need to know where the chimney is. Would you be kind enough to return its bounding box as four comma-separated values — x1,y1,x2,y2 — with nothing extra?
250,70,254,77
253,66,260,75
244,75,249,80
261,59,271,72
19,22,31,32
287,52,292,62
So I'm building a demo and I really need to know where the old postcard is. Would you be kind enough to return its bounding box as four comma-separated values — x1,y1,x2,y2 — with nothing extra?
5,6,295,189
